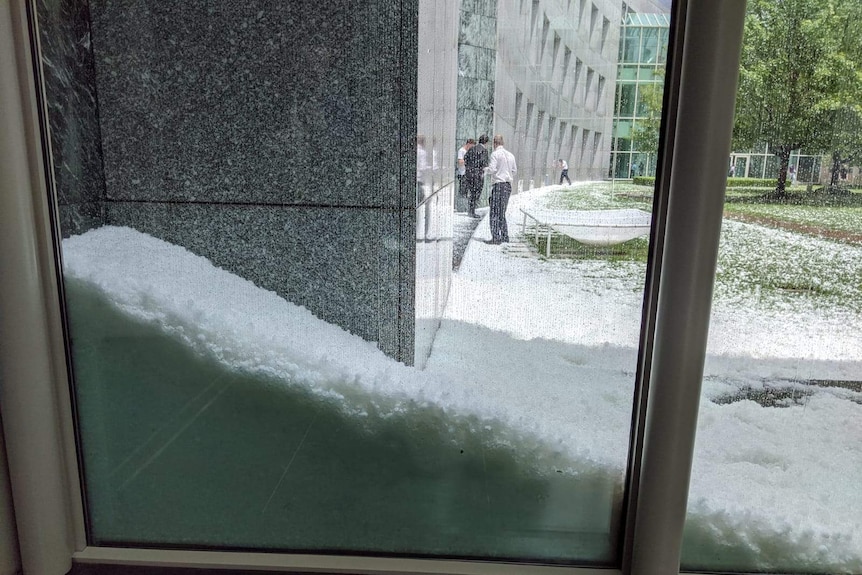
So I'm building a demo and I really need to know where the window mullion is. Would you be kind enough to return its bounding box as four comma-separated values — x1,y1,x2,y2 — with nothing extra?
627,2,746,575
0,0,80,573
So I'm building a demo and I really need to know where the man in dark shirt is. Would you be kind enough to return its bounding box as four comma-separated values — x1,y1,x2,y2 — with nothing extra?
463,134,489,218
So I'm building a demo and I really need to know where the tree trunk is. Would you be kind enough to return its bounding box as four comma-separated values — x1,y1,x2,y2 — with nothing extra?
831,151,841,187
772,147,790,199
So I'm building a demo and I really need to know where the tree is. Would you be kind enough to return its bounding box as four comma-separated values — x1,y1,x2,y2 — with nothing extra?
821,106,862,188
818,0,862,189
732,0,862,197
631,74,664,176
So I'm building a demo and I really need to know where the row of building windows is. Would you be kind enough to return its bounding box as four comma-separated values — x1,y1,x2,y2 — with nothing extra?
527,5,610,113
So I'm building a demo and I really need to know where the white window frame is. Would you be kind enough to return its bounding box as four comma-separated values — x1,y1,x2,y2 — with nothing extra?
0,1,747,574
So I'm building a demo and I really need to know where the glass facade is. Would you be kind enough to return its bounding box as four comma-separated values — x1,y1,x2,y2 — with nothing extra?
729,143,822,183
610,12,669,179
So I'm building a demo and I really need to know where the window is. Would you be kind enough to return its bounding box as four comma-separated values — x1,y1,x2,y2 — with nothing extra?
11,3,838,575
531,0,540,39
534,109,546,171
641,27,659,64
592,131,602,167
601,17,611,54
597,75,607,112
544,115,556,168
568,124,579,165
514,89,523,132
573,58,584,104
551,34,561,83
539,15,550,64
558,121,568,160
561,47,572,94
581,128,591,164
681,1,862,572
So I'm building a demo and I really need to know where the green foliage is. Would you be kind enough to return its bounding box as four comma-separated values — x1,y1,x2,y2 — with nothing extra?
726,177,779,188
734,0,862,196
631,77,664,160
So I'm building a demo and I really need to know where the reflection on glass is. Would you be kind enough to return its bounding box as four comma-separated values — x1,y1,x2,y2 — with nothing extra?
611,12,669,180
41,0,668,566
623,27,641,63
683,0,862,572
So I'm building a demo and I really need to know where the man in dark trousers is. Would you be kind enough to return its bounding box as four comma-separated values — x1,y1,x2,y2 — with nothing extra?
463,134,489,218
557,159,571,185
484,134,517,244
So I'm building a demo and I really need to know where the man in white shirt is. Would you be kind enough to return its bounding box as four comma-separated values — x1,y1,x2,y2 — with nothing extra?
558,158,571,185
484,134,517,244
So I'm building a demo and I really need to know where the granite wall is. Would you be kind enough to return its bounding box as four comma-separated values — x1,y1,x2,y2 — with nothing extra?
495,0,619,187
456,0,497,147
36,0,106,237
36,0,459,365
453,0,497,213
36,0,422,363
414,0,459,369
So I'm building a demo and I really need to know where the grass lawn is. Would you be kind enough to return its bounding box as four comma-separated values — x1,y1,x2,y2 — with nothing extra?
524,182,653,261
724,198,862,242
525,181,862,313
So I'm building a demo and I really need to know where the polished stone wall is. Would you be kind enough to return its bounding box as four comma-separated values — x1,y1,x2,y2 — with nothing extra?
37,0,106,237
495,0,619,187
414,0,459,369
37,0,458,365
81,0,419,362
456,0,497,146
453,0,497,212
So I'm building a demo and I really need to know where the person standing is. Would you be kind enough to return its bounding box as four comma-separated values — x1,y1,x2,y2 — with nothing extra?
558,158,571,185
484,134,517,244
463,134,489,217
456,138,474,199
416,134,430,204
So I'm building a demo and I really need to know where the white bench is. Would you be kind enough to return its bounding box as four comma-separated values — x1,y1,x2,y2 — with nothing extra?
520,208,652,256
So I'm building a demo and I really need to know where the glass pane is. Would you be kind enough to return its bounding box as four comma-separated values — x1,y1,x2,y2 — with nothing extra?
619,64,639,81
797,156,815,183
748,154,764,180
614,152,632,178
641,28,658,64
619,84,636,116
637,67,658,81
682,0,862,572
657,29,669,64
623,27,641,63
37,0,670,565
